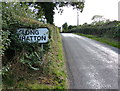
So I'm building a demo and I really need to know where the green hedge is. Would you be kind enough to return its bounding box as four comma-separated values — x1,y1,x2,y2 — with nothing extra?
1,2,67,89
69,21,120,40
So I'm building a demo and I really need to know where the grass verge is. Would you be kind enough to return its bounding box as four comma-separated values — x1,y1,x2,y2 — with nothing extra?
75,33,120,49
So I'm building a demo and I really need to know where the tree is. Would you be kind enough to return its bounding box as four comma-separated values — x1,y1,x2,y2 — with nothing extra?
5,1,85,25
2,2,36,19
68,25,77,30
91,15,111,25
2,2,37,30
34,1,85,24
91,15,105,25
56,1,85,13
35,2,55,24
92,15,103,22
62,22,68,32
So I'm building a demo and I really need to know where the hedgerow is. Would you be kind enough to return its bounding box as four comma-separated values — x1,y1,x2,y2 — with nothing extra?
69,21,120,41
1,2,67,89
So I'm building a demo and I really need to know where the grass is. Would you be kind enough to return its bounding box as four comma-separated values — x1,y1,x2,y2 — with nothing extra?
75,33,120,49
56,34,68,88
28,83,53,89
46,29,68,89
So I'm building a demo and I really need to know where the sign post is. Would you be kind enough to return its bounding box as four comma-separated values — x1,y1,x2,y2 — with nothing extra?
17,27,49,65
41,44,43,64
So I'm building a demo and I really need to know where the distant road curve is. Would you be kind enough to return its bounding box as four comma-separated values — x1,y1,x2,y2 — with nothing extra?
61,33,119,89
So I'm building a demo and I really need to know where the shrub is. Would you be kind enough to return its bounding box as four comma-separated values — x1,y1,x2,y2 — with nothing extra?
69,21,120,40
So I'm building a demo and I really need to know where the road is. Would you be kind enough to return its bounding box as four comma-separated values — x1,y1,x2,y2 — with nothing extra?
61,33,119,89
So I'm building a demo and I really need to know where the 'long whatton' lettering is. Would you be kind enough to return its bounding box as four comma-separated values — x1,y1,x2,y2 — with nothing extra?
17,28,49,43
25,30,39,35
20,36,47,42
41,36,46,40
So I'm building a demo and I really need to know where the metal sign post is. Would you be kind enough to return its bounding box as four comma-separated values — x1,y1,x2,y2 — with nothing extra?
41,44,43,64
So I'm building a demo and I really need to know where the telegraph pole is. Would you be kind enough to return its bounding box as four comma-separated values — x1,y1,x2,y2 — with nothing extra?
77,9,79,26
118,1,120,21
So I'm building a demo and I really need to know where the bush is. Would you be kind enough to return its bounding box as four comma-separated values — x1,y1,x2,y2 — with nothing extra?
1,2,66,89
69,21,120,40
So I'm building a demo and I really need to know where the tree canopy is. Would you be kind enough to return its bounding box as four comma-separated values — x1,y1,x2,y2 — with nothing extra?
2,1,85,25
62,22,68,32
34,1,85,24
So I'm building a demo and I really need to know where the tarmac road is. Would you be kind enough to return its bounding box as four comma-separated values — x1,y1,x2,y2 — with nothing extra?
61,33,119,89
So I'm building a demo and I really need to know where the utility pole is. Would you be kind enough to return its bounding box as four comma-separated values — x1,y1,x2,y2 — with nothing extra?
118,1,120,21
77,9,79,26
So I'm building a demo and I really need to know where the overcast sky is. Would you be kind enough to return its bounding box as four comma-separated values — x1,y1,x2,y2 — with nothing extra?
54,0,119,27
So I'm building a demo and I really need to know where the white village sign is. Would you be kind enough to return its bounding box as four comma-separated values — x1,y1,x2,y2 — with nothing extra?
17,27,49,43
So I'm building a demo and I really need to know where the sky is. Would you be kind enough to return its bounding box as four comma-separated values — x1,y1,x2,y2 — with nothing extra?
54,0,120,27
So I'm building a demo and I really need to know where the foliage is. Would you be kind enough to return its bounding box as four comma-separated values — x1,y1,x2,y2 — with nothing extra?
2,2,36,19
2,2,67,89
0,30,10,55
62,22,68,32
75,33,120,49
92,15,103,22
2,2,47,67
2,2,42,30
56,1,85,12
69,21,120,41
35,2,55,24
91,15,111,25
5,1,85,25
68,25,77,30
31,1,85,24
